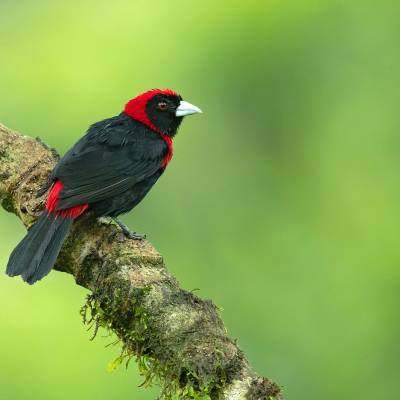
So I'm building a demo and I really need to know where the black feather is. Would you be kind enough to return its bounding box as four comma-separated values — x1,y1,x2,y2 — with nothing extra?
50,113,167,214
6,213,72,284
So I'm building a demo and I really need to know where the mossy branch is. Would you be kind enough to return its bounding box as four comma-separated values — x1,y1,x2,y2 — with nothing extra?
0,123,283,400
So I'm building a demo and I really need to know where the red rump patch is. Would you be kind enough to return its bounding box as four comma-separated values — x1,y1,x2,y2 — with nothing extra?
46,180,88,218
124,88,176,168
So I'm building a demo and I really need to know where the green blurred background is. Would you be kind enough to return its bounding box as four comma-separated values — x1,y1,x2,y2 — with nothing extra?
1,1,399,399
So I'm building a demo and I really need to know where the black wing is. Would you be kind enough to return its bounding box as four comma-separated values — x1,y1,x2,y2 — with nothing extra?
51,114,166,209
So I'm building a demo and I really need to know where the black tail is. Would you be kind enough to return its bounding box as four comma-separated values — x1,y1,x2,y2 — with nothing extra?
6,212,73,284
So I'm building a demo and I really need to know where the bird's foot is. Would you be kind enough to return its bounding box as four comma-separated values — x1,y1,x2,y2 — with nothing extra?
111,217,146,240
124,231,146,240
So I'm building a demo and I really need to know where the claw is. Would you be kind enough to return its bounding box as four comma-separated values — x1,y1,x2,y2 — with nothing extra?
126,231,146,240
111,217,146,241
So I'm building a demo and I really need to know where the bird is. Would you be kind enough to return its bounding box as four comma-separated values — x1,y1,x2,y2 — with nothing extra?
6,88,202,284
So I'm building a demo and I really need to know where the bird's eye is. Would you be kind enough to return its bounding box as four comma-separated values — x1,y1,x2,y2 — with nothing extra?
158,102,168,111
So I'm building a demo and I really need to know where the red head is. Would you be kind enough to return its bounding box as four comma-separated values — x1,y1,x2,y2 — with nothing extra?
124,89,202,137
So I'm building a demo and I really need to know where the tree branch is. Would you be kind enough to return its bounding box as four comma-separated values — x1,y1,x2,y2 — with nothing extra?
0,123,282,400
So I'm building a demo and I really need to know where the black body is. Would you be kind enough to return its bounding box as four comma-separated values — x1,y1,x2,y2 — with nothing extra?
49,112,168,216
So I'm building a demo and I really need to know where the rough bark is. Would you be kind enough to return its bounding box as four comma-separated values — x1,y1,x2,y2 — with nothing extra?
0,123,283,400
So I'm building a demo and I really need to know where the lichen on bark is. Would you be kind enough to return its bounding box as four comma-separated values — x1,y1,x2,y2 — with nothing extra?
0,123,283,400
